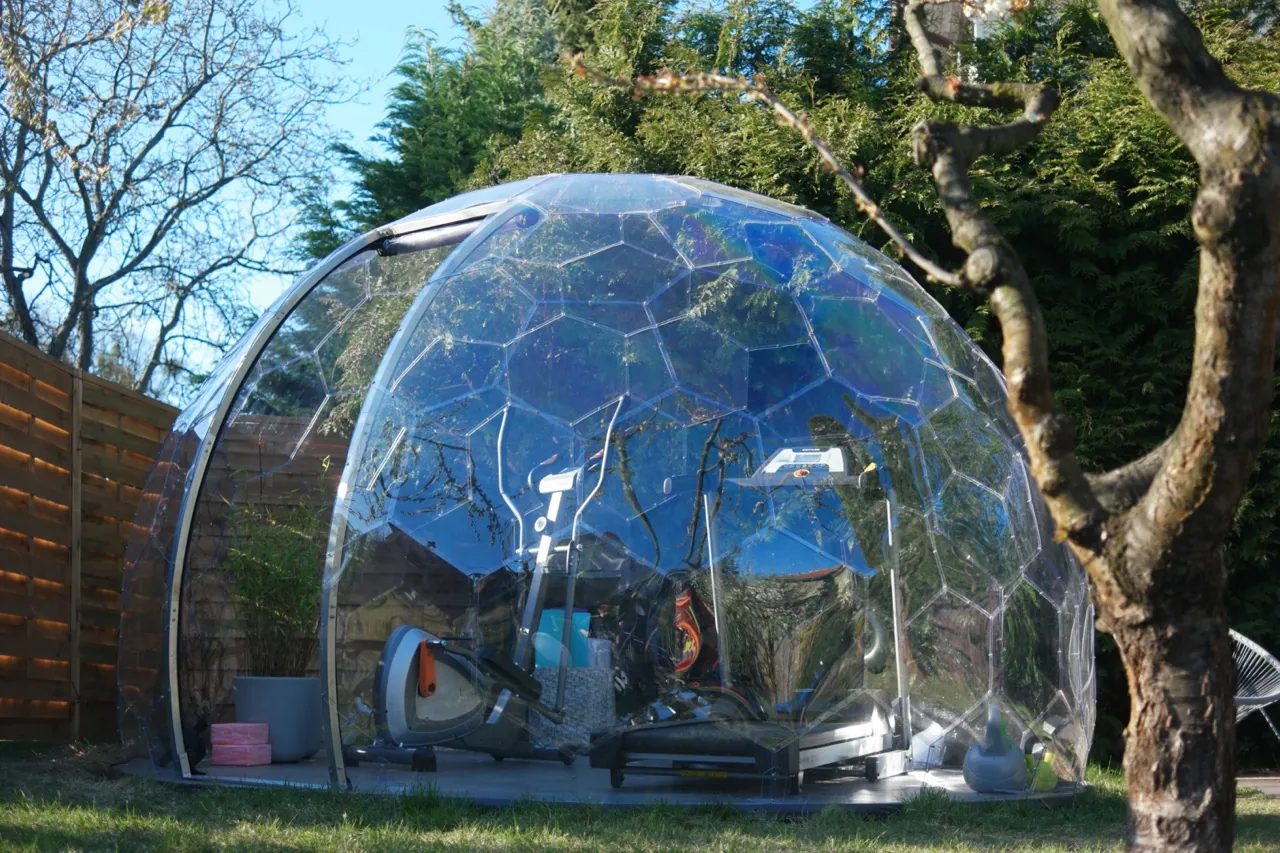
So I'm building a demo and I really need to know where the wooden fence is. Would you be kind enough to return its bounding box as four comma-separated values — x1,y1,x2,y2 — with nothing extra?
0,331,178,741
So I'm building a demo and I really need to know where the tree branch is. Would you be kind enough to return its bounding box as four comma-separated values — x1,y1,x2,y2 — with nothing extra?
137,287,191,395
1087,437,1174,516
576,28,1109,557
0,0,349,377
900,1,1108,557
572,54,962,287
0,170,41,346
1095,0,1247,165
1096,0,1280,577
903,0,945,78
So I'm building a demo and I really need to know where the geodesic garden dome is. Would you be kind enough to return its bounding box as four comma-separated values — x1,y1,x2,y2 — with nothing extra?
117,173,1094,796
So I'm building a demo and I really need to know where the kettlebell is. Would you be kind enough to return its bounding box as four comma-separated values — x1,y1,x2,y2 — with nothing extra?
962,703,1029,793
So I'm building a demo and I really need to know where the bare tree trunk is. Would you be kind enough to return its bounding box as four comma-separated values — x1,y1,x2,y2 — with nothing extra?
1106,534,1239,849
1113,583,1236,851
77,295,94,371
46,294,78,361
0,193,41,347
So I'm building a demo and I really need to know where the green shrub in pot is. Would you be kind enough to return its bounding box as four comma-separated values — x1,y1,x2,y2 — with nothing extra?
222,488,328,761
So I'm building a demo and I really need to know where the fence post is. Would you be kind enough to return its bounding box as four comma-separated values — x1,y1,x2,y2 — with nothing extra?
70,373,83,741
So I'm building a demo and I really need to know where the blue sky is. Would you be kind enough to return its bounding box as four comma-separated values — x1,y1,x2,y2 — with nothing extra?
295,1,465,152
293,1,820,152
236,3,465,313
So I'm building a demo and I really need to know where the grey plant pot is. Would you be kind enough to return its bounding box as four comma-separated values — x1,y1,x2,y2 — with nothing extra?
233,676,322,763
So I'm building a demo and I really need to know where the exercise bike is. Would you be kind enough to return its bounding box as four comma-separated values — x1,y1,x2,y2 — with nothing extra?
350,403,629,771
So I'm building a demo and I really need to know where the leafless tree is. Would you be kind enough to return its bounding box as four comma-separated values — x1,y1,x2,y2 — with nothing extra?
0,0,349,396
580,0,1280,848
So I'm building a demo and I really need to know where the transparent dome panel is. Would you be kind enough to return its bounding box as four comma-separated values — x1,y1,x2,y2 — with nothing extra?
117,329,260,766
323,174,1092,790
149,239,459,773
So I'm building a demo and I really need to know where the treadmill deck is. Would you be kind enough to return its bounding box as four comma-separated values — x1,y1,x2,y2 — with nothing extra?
589,715,897,791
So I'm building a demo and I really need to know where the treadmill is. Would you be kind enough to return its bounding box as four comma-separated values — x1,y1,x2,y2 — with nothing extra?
589,444,914,793
589,680,902,793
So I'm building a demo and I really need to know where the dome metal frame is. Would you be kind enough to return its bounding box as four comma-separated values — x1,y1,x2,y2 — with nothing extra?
159,199,510,778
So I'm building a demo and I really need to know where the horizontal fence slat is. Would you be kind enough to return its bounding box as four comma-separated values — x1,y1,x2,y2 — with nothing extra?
82,495,136,524
80,676,117,696
81,644,118,663
0,457,73,506
82,446,151,490
80,380,178,429
82,557,123,585
0,550,72,585
0,420,72,469
0,697,73,720
0,635,72,661
81,418,164,458
0,720,73,738
80,476,143,524
0,512,72,549
0,590,71,623
84,401,167,440
83,570,123,595
0,338,74,393
0,380,72,429
83,539,124,560
81,601,118,619
0,679,75,702
80,610,119,631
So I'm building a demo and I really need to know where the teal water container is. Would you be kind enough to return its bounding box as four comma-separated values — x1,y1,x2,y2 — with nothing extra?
534,609,590,668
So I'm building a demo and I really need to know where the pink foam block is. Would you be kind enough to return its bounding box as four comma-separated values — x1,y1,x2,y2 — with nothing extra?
211,723,269,746
211,743,273,766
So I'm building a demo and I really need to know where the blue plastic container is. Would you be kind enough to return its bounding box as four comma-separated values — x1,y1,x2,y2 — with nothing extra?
534,609,590,668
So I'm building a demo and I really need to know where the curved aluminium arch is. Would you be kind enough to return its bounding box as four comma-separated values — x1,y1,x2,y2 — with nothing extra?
316,201,543,786
159,203,507,778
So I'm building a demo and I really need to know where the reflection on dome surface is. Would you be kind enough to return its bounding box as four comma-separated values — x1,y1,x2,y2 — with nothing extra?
118,174,1093,796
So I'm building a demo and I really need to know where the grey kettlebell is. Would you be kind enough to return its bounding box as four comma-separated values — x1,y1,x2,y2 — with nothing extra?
962,703,1028,794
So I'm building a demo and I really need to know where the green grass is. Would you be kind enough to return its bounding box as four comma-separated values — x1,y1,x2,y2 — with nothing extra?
1,743,1277,851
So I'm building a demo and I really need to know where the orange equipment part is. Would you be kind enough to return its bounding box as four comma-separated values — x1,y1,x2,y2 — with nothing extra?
674,588,702,674
418,640,437,697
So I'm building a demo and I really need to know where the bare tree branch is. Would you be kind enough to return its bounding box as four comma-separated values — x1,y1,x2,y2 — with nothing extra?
1096,0,1280,572
0,0,352,395
1088,437,1174,516
575,22,1110,556
903,0,946,78
903,1,1109,560
137,286,191,393
1097,0,1253,163
572,54,962,287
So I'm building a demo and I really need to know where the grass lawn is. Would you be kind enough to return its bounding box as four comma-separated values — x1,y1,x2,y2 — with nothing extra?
1,743,1278,852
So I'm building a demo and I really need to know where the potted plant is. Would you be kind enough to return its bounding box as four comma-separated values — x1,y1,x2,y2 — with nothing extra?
223,492,327,762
